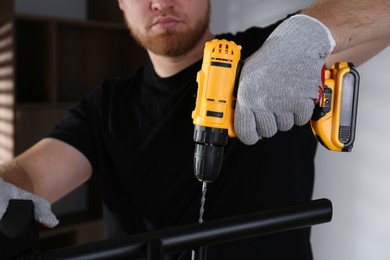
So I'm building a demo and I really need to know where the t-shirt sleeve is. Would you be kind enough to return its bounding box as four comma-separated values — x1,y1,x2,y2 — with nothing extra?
46,81,108,173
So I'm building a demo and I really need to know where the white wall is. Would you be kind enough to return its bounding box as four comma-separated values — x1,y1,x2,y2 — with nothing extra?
211,1,390,260
312,47,390,260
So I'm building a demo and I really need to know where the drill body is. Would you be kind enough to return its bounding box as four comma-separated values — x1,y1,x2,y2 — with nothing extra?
192,39,242,182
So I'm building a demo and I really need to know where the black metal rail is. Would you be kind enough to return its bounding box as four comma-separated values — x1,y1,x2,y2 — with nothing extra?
40,198,332,260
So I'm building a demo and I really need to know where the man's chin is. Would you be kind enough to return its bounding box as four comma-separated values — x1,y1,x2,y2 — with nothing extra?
143,33,195,57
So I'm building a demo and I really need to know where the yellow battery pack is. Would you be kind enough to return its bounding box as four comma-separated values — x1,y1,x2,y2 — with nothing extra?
310,62,360,152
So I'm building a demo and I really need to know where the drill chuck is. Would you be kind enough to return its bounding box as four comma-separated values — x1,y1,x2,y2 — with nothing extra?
193,125,228,182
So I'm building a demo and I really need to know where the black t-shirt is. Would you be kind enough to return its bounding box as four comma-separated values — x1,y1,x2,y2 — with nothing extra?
48,20,317,260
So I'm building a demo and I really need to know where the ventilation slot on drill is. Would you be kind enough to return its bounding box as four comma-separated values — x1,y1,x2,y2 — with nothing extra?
206,110,223,118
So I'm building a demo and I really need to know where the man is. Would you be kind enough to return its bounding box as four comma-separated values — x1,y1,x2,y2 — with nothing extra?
0,0,389,259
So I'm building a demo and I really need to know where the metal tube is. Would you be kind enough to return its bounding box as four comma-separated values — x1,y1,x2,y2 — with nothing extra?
42,198,332,260
147,238,163,260
192,246,207,260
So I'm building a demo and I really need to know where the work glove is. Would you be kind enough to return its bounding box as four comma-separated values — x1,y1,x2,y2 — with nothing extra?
235,14,336,145
0,177,59,228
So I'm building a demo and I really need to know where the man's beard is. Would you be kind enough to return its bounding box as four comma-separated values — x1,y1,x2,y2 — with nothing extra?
124,10,210,57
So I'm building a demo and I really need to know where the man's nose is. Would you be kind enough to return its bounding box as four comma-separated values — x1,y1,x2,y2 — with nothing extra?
151,0,174,12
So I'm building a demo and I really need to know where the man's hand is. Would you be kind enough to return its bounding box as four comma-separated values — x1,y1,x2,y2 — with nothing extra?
0,177,59,228
234,14,336,145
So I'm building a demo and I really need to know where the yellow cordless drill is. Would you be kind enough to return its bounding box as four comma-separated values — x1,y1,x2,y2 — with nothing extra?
191,39,360,222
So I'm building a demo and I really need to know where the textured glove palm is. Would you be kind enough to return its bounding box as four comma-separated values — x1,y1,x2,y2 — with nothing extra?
235,14,336,145
0,177,59,228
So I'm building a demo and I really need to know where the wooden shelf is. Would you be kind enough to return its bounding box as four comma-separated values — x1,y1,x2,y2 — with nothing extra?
13,103,68,154
15,17,55,102
14,15,148,103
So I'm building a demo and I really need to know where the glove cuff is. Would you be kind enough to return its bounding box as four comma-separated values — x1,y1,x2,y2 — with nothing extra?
293,14,336,52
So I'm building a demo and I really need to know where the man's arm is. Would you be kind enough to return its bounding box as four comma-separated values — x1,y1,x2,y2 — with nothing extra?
0,138,92,203
301,0,390,66
302,0,390,53
326,38,390,67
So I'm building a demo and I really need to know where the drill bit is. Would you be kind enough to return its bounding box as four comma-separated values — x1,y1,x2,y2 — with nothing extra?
199,182,207,224
192,182,208,260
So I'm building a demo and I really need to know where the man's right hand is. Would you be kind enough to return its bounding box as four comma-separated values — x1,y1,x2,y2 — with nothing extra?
234,14,335,145
0,177,59,228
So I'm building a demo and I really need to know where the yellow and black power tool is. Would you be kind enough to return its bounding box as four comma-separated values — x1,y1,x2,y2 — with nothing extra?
192,39,360,183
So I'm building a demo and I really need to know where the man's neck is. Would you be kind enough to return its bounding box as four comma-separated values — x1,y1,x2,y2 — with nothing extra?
148,31,214,78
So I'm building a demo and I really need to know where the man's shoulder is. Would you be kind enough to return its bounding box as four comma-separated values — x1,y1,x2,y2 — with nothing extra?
215,13,297,59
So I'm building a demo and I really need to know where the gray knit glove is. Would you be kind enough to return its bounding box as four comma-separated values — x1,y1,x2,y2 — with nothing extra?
0,177,59,228
235,14,336,145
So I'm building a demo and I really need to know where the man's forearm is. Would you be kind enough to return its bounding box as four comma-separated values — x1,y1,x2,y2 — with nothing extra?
301,0,390,53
